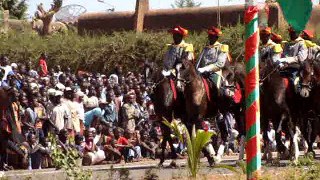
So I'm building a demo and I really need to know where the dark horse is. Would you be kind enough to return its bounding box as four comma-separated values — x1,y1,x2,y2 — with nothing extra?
179,59,246,163
260,63,301,163
0,87,27,170
149,69,185,167
298,58,320,156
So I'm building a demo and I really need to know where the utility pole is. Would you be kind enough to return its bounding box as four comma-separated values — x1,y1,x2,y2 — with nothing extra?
134,0,149,32
217,0,221,28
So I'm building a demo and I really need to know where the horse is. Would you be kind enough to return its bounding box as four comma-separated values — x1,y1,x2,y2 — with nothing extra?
149,69,185,167
178,59,246,164
259,62,301,163
298,58,320,156
0,87,28,170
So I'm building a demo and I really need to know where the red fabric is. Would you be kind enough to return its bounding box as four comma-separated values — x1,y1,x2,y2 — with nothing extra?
170,26,188,36
170,79,177,101
233,83,242,104
282,78,293,97
201,77,211,101
271,33,283,44
303,30,314,39
39,59,48,77
207,26,222,36
117,136,129,151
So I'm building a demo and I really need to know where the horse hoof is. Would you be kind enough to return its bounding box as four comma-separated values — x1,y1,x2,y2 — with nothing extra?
213,156,222,164
157,162,164,168
208,157,215,167
169,161,178,168
306,151,316,159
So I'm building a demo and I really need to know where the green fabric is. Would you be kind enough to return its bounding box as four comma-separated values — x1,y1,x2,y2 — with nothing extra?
277,0,313,32
209,73,221,88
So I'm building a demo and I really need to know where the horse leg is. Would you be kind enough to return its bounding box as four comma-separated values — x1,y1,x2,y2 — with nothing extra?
214,113,228,163
288,126,300,164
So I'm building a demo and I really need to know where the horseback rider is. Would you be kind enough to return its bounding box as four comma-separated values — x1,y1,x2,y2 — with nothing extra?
300,30,320,60
259,27,283,67
279,27,308,87
162,26,194,78
196,26,229,89
271,32,284,46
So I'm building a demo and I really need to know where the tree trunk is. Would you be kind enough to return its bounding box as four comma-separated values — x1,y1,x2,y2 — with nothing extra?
41,17,53,36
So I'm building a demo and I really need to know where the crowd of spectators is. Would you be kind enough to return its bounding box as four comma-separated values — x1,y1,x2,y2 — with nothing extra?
0,54,187,170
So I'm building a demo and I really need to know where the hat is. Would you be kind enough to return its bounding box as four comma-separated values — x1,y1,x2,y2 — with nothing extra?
65,87,72,92
271,33,282,43
76,90,85,97
207,26,222,36
302,30,314,39
99,98,108,104
260,26,271,35
30,83,39,90
54,90,63,97
48,88,56,96
11,63,18,69
55,83,65,91
170,26,188,36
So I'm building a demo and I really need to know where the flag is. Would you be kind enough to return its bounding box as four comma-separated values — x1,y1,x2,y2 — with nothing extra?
277,0,313,32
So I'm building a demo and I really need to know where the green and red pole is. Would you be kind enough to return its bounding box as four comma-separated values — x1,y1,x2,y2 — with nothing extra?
244,2,261,180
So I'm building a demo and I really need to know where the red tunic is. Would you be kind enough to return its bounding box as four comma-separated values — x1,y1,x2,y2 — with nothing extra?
39,59,48,77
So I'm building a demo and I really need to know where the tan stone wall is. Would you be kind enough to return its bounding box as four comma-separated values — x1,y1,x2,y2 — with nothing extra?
78,4,320,34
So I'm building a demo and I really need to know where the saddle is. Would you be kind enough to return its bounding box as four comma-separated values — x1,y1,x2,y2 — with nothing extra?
169,78,177,101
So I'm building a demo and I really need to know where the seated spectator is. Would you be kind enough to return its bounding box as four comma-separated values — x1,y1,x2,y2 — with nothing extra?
139,129,156,159
82,128,105,166
103,128,121,163
24,132,50,170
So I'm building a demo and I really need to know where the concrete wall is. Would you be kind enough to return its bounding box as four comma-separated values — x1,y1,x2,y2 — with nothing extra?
77,4,319,34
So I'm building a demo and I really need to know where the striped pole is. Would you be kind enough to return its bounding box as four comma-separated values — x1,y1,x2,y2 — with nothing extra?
244,2,261,180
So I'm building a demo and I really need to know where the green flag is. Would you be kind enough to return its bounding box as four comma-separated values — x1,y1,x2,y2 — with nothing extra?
277,0,313,32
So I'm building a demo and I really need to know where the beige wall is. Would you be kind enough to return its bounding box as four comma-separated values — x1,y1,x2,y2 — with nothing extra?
76,4,320,34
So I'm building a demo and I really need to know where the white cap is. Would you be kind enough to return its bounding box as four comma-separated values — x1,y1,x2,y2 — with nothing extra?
30,83,38,90
55,83,65,91
65,87,72,91
99,98,108,104
11,63,18,69
54,90,63,97
76,90,85,97
48,88,56,96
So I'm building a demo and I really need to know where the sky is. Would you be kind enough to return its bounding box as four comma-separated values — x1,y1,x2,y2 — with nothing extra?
26,0,320,19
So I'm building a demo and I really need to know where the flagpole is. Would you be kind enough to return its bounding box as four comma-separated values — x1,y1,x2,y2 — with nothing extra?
244,0,261,179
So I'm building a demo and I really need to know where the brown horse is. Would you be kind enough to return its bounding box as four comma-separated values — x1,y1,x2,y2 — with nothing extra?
150,69,185,167
0,87,27,170
298,59,320,156
260,62,301,163
179,59,246,163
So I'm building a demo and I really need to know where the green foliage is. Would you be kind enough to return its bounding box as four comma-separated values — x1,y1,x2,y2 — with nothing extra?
0,24,245,73
163,119,214,178
48,133,92,180
1,0,28,19
171,0,201,8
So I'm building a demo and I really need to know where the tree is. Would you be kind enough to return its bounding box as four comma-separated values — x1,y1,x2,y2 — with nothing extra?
34,0,63,36
171,0,201,8
0,0,28,19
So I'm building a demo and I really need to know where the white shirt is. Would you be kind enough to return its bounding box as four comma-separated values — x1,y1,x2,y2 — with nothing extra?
0,65,12,81
51,104,70,131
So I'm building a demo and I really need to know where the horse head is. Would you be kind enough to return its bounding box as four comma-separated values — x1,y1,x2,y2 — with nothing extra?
300,59,314,98
177,58,198,91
